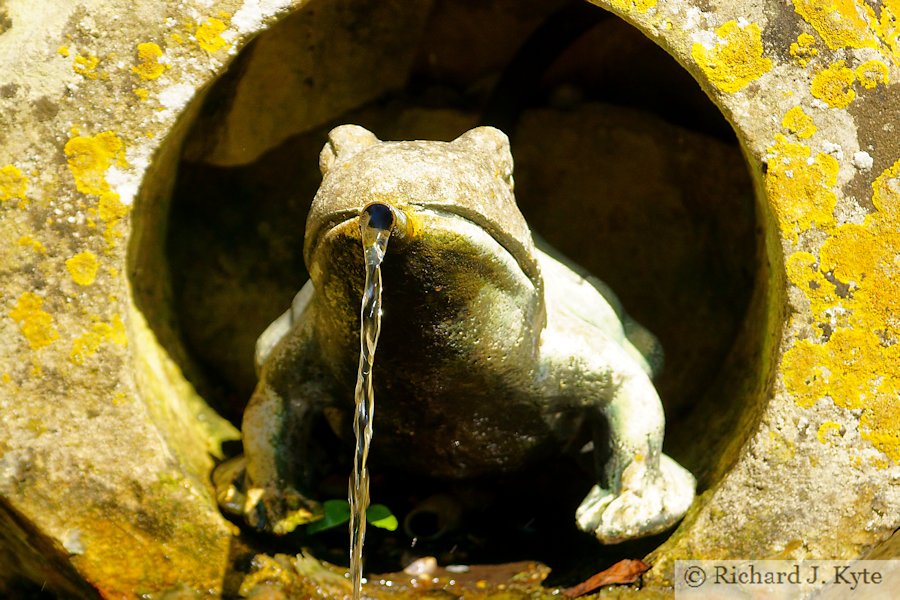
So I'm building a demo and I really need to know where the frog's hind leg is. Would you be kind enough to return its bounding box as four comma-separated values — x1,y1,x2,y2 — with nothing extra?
572,350,695,543
214,383,324,535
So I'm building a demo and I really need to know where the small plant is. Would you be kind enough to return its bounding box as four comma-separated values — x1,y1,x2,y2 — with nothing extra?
306,499,398,534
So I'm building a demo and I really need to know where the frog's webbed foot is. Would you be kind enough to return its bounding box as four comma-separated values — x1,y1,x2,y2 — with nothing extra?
213,456,323,535
576,453,695,544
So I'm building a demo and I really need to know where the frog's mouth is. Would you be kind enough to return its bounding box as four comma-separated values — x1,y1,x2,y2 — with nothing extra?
305,202,543,289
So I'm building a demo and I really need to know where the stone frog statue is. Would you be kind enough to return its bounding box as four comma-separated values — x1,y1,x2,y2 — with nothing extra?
214,124,696,544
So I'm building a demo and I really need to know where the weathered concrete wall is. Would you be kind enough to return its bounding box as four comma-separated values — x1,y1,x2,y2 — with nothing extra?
594,0,900,580
0,1,299,596
1,0,898,596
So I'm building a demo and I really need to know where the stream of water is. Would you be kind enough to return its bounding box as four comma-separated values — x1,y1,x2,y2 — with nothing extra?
350,205,393,600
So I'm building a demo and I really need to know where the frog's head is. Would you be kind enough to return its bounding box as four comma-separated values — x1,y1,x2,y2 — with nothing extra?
304,125,546,371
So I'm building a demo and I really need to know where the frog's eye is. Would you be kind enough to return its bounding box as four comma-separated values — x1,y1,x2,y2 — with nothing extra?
452,126,514,190
320,124,379,176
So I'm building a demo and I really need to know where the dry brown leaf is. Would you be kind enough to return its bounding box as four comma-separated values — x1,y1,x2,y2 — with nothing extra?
562,558,650,598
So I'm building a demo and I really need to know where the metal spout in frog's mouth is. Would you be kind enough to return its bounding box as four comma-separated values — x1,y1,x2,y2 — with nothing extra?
360,201,410,243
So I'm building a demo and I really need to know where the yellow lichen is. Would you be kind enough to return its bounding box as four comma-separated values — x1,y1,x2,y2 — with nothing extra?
134,88,150,101
871,154,900,225
856,59,889,88
57,45,70,57
64,132,127,196
98,192,129,250
765,134,838,240
817,421,843,445
789,33,819,66
791,0,879,50
784,329,890,410
10,292,59,350
785,251,839,328
819,223,879,288
71,325,105,365
26,418,47,436
781,106,817,139
811,61,857,108
17,236,46,254
768,431,796,462
98,191,128,222
0,164,28,202
876,0,900,63
64,133,130,250
196,18,229,54
109,314,127,345
73,54,100,79
691,21,772,94
70,315,127,365
131,42,168,80
606,0,657,14
66,251,99,286
782,157,900,463
860,398,900,462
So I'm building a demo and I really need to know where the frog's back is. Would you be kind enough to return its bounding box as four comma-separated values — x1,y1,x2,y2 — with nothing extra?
536,240,663,378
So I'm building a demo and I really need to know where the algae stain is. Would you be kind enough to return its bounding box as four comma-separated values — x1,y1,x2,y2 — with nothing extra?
132,43,168,81
781,158,900,464
0,164,28,204
196,18,229,54
66,252,100,286
691,21,772,94
811,61,856,108
10,292,59,350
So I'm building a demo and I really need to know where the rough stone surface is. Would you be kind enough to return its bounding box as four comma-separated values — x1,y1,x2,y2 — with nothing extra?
181,0,434,166
1,0,899,596
592,0,900,583
0,0,298,596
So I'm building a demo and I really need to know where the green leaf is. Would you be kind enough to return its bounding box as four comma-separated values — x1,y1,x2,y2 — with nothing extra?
306,499,351,534
366,504,399,531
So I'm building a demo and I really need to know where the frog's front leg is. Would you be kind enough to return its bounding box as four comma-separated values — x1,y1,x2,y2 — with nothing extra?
214,383,325,534
563,345,696,543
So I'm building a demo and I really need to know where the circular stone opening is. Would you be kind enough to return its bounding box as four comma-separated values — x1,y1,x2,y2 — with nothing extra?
133,0,765,589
